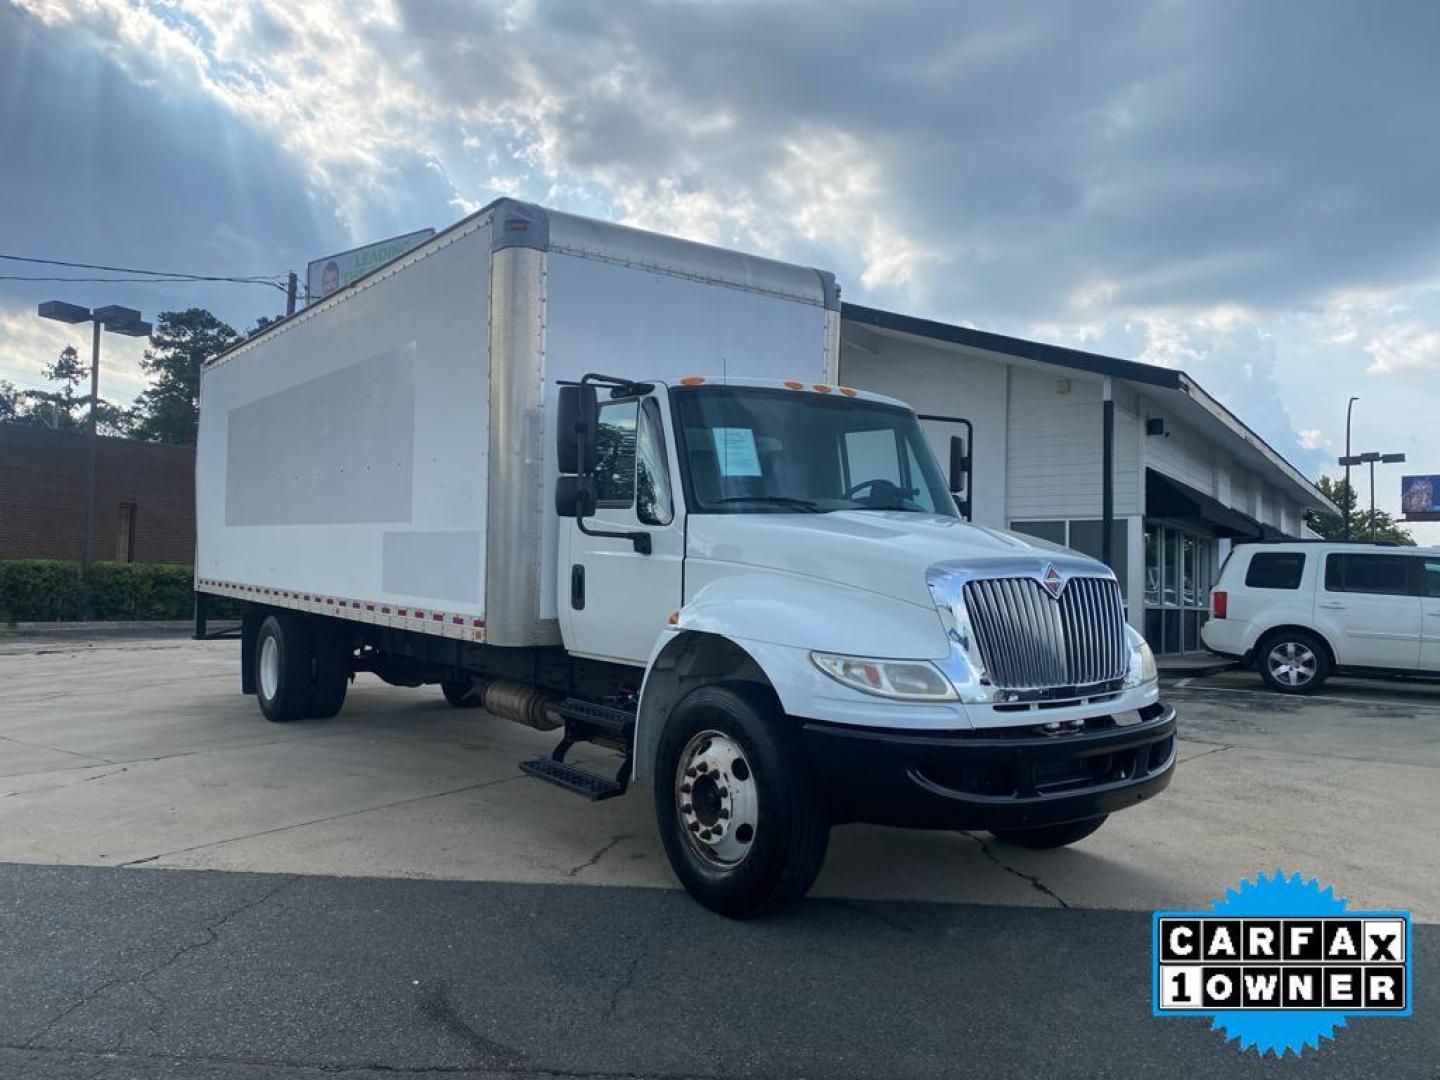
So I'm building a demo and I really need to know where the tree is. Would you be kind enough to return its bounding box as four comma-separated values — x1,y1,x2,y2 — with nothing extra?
130,308,238,445
0,350,133,435
1309,475,1415,545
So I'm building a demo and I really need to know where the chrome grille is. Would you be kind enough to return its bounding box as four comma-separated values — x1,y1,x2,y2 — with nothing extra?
962,576,1128,691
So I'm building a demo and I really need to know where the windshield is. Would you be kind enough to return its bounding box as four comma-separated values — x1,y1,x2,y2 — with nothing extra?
673,386,957,516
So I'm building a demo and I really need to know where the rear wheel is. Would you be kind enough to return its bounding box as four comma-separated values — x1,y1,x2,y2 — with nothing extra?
654,684,829,918
442,680,484,708
255,613,313,723
991,815,1107,849
1257,630,1330,694
307,625,351,719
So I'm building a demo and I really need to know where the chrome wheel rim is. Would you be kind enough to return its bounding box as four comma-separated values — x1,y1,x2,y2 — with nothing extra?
1267,641,1316,687
259,635,280,700
675,730,758,867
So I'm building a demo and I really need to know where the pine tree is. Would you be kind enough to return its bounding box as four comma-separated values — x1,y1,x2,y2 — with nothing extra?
130,309,238,445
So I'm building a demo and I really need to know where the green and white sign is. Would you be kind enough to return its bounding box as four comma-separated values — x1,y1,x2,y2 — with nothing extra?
306,228,435,303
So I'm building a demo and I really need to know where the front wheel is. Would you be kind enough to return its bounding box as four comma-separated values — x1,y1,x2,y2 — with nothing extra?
1257,630,1330,694
654,685,829,918
991,815,1107,849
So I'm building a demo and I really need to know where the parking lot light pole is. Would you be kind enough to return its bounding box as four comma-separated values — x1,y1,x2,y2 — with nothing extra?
1340,449,1407,542
37,301,153,577
1343,396,1359,540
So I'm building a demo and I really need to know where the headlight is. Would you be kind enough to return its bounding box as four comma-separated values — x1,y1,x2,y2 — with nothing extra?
1124,626,1158,687
810,652,957,701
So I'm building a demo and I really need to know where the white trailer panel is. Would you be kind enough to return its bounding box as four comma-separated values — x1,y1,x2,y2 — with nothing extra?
197,199,838,646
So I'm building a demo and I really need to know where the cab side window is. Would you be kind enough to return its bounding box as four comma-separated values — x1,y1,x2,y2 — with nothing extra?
636,398,673,526
594,401,638,508
1323,553,1415,596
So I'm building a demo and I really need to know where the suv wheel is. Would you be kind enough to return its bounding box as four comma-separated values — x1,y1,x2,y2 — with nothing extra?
1258,630,1330,694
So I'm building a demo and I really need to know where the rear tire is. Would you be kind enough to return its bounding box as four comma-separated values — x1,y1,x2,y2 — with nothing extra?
1257,629,1330,694
991,815,1107,850
307,625,351,719
654,684,829,918
442,680,483,708
255,613,313,723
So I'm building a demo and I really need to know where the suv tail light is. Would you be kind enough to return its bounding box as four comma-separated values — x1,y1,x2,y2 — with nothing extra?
1212,590,1228,619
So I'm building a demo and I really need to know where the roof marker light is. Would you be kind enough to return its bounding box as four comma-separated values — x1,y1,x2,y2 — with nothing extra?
839,386,857,397
679,375,706,386
784,380,804,389
812,384,832,394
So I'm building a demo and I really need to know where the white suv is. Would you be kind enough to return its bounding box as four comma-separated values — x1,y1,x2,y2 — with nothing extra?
1201,542,1440,693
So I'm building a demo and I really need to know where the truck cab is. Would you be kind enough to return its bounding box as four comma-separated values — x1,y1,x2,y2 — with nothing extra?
548,373,1174,914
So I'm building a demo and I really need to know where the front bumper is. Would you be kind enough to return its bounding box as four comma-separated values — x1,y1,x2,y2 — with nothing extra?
801,701,1177,831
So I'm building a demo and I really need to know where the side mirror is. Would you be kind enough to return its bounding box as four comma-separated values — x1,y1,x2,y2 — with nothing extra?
557,384,599,475
555,474,597,519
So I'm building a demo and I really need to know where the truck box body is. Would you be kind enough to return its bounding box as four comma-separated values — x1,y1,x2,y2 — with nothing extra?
196,200,840,647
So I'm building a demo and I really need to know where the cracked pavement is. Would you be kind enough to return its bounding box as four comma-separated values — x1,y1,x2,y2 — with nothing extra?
0,633,1437,1077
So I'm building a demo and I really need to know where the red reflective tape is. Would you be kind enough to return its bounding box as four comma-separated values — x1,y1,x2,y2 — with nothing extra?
414,610,425,619
432,613,443,622
398,608,408,616
381,606,391,614
472,618,484,627
351,601,360,609
452,616,463,625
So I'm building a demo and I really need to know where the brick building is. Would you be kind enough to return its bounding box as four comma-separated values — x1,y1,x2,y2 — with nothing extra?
0,426,195,564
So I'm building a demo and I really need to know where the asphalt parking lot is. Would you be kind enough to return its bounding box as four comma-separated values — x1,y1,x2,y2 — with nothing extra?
1,629,1437,1078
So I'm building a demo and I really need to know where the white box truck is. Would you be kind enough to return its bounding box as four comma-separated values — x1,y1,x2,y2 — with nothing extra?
196,199,1175,916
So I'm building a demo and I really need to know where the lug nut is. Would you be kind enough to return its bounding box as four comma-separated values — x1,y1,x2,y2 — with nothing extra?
696,762,708,773
719,808,730,819
686,767,697,778
681,803,692,814
689,821,700,833
680,783,691,794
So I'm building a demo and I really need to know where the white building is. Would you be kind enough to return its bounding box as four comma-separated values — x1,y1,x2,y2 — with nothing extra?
839,304,1337,656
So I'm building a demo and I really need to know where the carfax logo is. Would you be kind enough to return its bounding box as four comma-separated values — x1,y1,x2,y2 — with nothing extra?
1152,872,1412,1056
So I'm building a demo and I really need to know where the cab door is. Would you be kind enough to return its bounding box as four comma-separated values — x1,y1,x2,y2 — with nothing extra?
1317,552,1423,671
559,392,684,665
1420,556,1440,672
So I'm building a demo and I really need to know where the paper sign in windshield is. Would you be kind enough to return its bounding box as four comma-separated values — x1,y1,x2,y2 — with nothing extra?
712,427,762,477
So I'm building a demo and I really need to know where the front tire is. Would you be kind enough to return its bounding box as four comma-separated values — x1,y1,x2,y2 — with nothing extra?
255,613,313,723
654,684,829,918
991,815,1107,849
1257,630,1330,694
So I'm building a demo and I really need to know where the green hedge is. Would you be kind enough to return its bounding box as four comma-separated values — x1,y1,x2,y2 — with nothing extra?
0,560,238,624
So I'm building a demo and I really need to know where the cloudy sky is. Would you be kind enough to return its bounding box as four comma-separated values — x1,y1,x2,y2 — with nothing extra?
2,0,1438,538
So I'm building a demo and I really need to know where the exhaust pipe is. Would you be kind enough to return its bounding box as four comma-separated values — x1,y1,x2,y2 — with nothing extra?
459,677,562,731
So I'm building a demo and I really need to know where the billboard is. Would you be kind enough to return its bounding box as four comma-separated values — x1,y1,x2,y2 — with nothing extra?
1400,475,1440,521
306,228,435,303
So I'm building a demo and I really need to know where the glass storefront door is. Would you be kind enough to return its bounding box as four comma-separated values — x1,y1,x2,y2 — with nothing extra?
1143,522,1215,654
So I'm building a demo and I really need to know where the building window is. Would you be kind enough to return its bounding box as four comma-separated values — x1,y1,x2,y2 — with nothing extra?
115,502,137,563
1143,522,1215,655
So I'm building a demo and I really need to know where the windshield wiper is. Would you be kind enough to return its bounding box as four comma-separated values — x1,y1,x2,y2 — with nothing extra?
712,495,824,513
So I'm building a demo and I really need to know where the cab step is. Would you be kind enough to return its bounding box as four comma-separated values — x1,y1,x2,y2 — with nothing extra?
550,698,635,742
519,757,626,801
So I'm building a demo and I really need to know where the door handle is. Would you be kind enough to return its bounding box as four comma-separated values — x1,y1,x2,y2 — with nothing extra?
1318,602,1346,610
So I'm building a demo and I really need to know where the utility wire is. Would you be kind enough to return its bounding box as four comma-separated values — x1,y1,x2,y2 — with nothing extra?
0,252,288,288
0,273,287,291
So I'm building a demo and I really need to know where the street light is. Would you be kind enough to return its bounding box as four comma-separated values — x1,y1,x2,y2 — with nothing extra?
36,301,152,577
1338,450,1407,542
1343,396,1359,540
